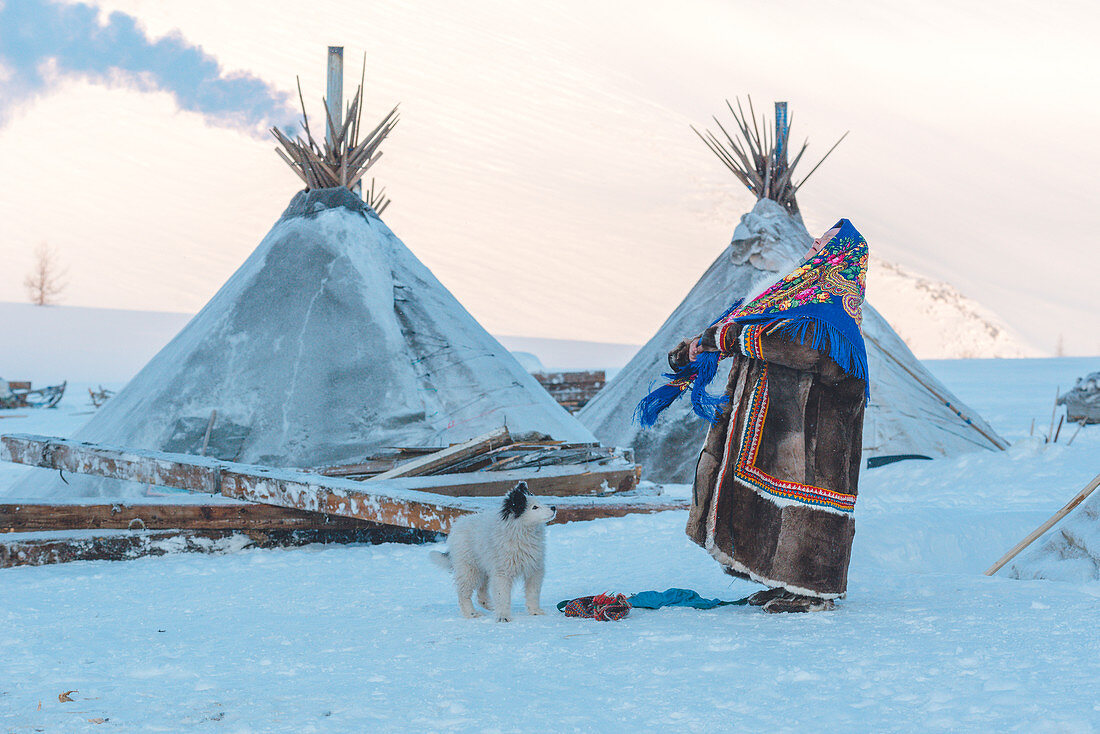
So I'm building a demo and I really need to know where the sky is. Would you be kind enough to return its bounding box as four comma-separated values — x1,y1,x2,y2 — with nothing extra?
0,0,1097,355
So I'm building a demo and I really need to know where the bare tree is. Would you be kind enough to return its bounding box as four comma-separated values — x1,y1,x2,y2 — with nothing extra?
24,242,66,306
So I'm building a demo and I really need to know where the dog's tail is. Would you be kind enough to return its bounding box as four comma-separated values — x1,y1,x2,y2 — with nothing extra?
429,550,452,571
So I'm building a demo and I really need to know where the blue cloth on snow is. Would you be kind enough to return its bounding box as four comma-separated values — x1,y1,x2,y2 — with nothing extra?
627,588,750,609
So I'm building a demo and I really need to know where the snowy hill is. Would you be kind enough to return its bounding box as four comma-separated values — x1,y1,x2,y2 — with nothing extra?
866,256,1043,359
0,302,192,384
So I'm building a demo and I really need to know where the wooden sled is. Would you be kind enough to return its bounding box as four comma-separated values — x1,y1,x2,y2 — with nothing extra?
0,380,66,409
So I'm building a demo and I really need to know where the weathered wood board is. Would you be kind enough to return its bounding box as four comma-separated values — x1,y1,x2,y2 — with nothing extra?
1,434,223,493
369,427,512,480
0,503,372,533
0,526,438,569
1,497,689,536
1,434,654,535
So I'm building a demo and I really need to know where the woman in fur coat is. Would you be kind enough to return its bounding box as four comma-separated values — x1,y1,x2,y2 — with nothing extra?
643,219,869,613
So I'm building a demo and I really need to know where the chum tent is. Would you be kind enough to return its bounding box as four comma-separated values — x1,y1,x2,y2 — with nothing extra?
578,100,1007,482
8,81,594,499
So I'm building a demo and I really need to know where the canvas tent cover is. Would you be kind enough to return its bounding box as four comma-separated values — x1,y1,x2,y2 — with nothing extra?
578,199,1006,482
10,188,594,498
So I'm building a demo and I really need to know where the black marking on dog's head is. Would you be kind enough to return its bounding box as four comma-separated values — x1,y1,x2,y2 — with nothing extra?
500,481,530,520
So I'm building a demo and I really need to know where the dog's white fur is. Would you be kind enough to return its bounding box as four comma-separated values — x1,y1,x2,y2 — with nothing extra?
431,483,555,622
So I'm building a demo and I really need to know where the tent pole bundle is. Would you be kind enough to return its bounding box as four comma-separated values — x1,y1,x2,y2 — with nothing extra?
271,54,399,196
692,97,848,214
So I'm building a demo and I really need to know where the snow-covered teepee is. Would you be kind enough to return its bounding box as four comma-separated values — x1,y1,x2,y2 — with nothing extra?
579,100,1007,482
10,76,594,499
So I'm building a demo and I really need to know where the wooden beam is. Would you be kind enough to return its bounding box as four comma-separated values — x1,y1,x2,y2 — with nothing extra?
0,526,438,569
549,498,689,524
0,503,373,533
369,427,512,480
0,494,686,537
318,458,400,478
219,466,482,533
390,465,639,498
0,434,643,534
0,434,223,493
0,495,690,569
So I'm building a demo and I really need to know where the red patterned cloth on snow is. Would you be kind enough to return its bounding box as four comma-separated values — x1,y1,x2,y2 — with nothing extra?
558,593,631,621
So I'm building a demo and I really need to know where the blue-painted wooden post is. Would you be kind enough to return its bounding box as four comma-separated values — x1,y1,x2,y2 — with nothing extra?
774,101,788,164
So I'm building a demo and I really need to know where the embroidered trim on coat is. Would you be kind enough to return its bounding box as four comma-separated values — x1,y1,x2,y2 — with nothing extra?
738,324,766,360
733,366,857,514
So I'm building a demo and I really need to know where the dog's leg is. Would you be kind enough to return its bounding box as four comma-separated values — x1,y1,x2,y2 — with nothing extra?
476,574,493,610
490,574,513,622
524,568,546,615
454,568,482,619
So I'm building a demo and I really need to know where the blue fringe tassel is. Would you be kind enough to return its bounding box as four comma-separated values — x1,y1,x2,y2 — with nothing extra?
633,356,727,427
688,350,726,423
633,377,689,427
634,300,743,427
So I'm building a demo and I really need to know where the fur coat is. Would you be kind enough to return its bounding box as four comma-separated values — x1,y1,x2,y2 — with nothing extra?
678,322,866,598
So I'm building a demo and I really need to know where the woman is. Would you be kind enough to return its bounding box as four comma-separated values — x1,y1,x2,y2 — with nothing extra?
657,220,868,613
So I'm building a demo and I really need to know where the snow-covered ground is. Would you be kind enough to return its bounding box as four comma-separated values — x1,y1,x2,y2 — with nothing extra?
2,357,1099,731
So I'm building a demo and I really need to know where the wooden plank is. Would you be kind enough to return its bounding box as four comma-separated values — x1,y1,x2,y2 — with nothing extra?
385,465,640,498
549,498,689,524
0,496,688,536
0,434,641,534
219,466,480,533
0,433,480,532
369,427,511,481
0,434,637,499
317,458,400,478
0,526,438,569
1,434,222,493
0,496,689,568
0,503,373,533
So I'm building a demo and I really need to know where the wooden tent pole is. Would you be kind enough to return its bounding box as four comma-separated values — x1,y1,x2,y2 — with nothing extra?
326,46,344,152
984,470,1100,576
774,101,788,165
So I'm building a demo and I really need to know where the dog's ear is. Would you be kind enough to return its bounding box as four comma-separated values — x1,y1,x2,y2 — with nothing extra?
500,482,529,520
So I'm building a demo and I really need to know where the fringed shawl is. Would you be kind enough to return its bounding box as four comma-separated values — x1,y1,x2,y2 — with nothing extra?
725,217,868,387
634,301,742,426
636,219,869,426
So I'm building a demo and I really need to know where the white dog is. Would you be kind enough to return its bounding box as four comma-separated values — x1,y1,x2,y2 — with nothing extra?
430,482,555,622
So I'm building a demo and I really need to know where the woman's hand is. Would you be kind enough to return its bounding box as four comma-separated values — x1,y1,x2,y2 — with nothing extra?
670,333,718,371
